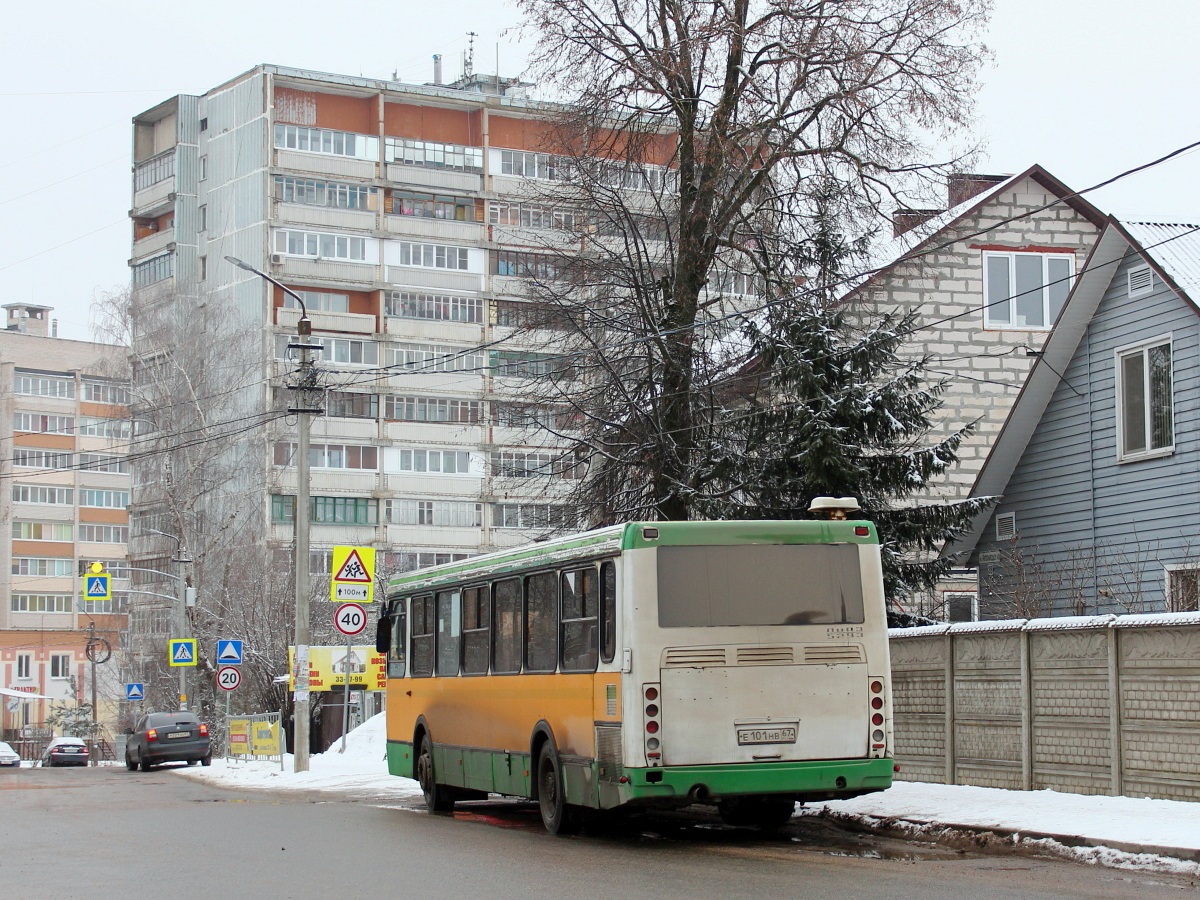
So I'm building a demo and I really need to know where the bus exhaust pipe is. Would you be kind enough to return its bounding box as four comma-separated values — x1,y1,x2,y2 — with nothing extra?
688,784,710,802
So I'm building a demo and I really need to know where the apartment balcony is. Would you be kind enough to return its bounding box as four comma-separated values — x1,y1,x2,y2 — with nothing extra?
382,371,486,396
384,524,482,546
131,230,175,260
270,522,380,545
490,175,547,199
385,215,483,243
131,279,175,304
277,306,377,335
132,178,175,217
275,203,377,232
382,316,484,342
381,422,484,446
277,256,379,285
275,149,377,180
308,418,378,442
491,226,579,252
384,266,481,293
386,164,481,193
383,473,483,494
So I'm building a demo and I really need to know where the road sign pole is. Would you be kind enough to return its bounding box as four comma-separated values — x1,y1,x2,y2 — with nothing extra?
340,635,353,753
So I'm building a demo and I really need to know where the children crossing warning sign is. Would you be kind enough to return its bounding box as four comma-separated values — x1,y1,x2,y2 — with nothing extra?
330,546,375,603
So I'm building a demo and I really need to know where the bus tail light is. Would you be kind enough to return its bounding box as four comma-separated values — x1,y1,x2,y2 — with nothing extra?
643,682,662,767
868,676,888,757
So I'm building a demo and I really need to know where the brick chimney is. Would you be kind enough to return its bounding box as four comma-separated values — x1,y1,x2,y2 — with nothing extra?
892,208,943,238
948,173,1009,209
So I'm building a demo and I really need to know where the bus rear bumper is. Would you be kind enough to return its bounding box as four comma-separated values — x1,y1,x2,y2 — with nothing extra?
619,757,894,804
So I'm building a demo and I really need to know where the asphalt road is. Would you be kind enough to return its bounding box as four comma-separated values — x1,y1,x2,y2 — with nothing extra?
0,765,1194,899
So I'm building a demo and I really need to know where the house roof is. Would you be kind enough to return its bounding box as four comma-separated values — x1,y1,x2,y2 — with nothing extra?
845,164,1107,299
946,216,1200,563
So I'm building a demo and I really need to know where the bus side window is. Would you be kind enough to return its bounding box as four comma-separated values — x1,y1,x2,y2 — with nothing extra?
600,561,617,664
492,578,521,674
411,595,434,677
388,600,407,678
561,568,599,673
435,589,462,676
525,572,559,673
462,585,490,675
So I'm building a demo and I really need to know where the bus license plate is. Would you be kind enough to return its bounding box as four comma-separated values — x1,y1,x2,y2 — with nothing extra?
737,725,797,746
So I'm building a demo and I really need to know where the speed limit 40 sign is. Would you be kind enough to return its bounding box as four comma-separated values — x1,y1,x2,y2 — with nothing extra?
334,602,368,636
216,665,242,692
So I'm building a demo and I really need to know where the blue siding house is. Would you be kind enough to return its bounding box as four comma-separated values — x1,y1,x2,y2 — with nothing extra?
956,219,1200,617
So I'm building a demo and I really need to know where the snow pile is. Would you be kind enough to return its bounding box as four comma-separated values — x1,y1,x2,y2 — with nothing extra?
180,713,422,802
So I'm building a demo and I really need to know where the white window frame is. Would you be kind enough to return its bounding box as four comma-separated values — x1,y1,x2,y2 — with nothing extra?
1164,564,1200,613
982,250,1074,330
49,654,71,679
944,591,979,623
1115,334,1175,462
16,654,31,680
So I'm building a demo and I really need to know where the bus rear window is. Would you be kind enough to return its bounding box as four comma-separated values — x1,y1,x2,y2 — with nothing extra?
657,544,865,627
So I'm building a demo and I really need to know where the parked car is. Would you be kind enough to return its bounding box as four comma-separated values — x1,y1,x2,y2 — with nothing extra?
40,736,89,767
124,711,211,771
0,741,21,767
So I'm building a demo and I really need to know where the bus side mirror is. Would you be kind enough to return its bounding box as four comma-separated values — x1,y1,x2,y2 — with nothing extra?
375,615,392,655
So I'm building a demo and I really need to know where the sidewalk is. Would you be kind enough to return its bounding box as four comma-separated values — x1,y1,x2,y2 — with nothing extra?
182,716,1200,875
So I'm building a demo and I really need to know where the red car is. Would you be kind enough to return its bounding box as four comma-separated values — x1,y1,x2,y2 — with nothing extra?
40,737,90,767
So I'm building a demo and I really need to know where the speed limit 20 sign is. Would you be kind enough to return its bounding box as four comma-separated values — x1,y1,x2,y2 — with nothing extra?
334,602,368,636
216,665,242,692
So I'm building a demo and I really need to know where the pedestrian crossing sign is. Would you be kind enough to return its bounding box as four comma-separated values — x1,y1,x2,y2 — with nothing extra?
84,573,111,602
168,639,197,667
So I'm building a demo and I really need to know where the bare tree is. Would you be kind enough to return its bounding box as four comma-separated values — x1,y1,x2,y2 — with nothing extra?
506,0,991,523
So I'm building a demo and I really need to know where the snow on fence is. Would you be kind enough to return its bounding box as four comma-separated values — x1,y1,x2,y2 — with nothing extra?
888,612,1200,802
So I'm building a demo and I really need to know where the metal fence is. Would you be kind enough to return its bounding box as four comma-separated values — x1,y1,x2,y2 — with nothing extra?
224,712,284,770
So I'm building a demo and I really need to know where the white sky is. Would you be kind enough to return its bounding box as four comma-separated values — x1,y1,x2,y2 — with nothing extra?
1,0,1197,341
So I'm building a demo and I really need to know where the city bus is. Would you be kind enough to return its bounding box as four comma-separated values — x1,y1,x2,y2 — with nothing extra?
375,504,894,833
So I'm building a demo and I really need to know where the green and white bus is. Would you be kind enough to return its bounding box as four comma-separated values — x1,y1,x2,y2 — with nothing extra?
376,504,895,833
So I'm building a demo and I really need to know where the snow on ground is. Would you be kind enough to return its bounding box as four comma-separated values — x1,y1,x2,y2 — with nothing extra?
181,714,1200,874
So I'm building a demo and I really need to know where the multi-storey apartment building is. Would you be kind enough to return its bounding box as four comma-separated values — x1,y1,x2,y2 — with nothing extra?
0,303,130,742
128,66,625,683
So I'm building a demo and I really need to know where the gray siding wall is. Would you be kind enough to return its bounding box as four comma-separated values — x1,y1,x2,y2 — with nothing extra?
976,249,1200,616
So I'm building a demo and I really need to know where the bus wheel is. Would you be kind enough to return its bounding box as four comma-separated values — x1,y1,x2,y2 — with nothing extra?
717,796,796,829
536,743,582,835
417,735,455,813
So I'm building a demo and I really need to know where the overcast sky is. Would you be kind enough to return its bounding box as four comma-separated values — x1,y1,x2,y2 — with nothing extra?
1,0,1197,342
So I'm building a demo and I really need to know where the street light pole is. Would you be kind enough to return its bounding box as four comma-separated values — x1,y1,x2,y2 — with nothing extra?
226,256,322,772
140,529,193,710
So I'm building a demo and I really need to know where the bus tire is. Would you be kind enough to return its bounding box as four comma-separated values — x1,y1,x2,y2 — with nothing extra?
717,796,796,829
537,742,582,835
417,735,455,813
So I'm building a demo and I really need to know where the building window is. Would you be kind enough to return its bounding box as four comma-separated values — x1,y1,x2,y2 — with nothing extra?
276,334,378,365
50,654,71,679
134,152,174,191
199,155,207,180
492,503,570,529
283,290,350,313
78,524,129,543
13,521,73,542
324,391,378,419
489,201,576,230
1117,337,1173,460
490,350,569,378
395,241,469,271
274,124,378,160
384,396,481,423
13,449,73,470
273,229,368,262
16,654,31,680
274,176,376,210
198,204,207,232
385,290,483,323
199,255,207,281
12,485,73,505
1167,566,1200,613
81,489,130,509
132,253,174,286
11,594,72,613
13,413,74,434
78,417,131,439
12,558,75,577
77,453,128,474
14,372,75,398
395,449,473,475
386,343,484,373
944,592,979,623
391,191,473,220
493,300,571,330
273,442,379,470
494,250,562,281
491,450,581,479
983,251,1073,329
271,495,378,525
82,380,130,405
499,149,560,180
384,499,482,527
385,137,482,172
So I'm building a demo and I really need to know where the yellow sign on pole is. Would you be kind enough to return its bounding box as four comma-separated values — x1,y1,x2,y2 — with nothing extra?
168,639,197,667
288,646,386,691
83,571,111,603
330,545,375,604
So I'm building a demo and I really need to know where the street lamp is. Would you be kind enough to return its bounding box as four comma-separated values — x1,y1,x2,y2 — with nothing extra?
136,528,193,710
226,255,322,773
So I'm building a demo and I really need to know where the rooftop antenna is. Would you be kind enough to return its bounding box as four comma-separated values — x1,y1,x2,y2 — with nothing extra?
465,31,477,79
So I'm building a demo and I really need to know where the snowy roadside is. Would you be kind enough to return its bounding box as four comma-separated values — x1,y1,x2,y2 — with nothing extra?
178,715,1200,875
